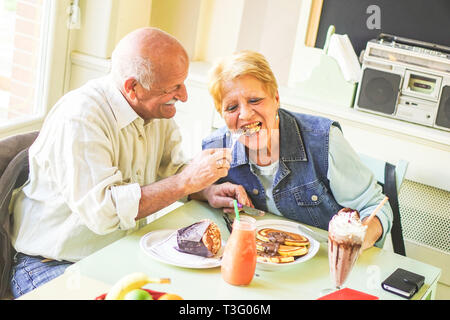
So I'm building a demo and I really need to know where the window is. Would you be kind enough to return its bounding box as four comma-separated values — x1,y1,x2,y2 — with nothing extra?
0,0,70,136
0,0,46,124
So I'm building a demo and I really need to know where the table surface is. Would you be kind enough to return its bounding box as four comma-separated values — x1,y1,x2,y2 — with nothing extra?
20,200,441,300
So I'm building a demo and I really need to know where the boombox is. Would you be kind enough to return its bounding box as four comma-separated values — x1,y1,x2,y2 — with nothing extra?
354,34,450,132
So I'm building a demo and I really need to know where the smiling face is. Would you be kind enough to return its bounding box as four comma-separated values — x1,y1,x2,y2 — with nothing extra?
221,74,280,156
114,27,189,121
131,55,189,120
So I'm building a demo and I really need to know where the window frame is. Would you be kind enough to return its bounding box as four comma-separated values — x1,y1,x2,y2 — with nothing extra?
0,0,71,139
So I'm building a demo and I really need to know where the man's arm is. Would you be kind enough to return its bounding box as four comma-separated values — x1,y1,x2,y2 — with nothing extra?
135,148,232,220
135,172,191,220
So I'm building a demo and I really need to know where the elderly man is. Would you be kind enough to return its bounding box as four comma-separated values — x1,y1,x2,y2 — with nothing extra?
9,27,251,298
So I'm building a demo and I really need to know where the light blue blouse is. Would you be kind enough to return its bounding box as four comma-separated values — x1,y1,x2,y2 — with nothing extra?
249,126,391,247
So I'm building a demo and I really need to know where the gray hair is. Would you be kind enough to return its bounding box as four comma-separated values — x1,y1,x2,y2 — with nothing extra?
110,52,154,90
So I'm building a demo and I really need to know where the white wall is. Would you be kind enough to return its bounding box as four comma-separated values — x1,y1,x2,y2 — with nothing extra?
236,0,303,85
150,0,202,59
194,0,246,61
64,0,152,92
74,0,152,60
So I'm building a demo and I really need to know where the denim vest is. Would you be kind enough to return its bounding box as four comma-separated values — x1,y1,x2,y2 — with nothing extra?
202,108,343,230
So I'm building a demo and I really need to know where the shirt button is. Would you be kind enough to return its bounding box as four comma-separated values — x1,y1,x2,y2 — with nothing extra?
252,189,259,195
311,195,318,201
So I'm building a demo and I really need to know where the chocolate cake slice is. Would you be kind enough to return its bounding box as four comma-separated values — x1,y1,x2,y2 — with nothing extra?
176,219,221,257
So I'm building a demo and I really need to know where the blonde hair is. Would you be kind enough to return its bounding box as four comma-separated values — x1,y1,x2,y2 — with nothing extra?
208,50,278,114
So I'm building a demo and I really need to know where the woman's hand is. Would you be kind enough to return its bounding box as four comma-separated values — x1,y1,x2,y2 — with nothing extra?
190,182,254,213
361,216,383,250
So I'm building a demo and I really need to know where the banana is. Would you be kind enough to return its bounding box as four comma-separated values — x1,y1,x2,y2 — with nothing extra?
105,272,170,300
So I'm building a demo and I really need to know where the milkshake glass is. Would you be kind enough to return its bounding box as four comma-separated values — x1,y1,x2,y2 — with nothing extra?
327,208,367,289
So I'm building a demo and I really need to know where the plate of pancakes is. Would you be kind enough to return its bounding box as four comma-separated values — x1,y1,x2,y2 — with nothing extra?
255,219,320,271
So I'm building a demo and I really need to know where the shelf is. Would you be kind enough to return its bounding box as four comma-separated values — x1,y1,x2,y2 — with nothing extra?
188,61,450,149
279,86,450,149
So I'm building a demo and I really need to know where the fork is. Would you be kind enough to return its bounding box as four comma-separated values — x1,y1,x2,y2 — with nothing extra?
222,213,233,233
229,129,244,151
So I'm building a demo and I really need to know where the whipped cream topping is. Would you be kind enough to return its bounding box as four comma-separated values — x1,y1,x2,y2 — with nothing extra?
328,208,367,243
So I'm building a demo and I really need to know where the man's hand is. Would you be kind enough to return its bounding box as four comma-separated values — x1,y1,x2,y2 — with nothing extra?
198,182,254,213
179,148,232,194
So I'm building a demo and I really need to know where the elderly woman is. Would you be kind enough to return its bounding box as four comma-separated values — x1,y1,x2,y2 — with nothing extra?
194,50,392,250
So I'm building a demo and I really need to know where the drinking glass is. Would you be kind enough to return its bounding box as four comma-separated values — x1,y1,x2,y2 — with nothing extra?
321,231,366,296
221,216,257,286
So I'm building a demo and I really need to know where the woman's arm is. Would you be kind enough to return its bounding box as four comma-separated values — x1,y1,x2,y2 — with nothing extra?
327,126,393,249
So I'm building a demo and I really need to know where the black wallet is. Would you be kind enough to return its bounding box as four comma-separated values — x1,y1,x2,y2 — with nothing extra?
381,268,425,299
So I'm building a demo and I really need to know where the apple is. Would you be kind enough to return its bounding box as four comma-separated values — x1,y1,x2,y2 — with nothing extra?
124,289,153,300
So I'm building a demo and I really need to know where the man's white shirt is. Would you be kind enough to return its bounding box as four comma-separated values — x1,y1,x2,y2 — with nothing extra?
11,76,187,262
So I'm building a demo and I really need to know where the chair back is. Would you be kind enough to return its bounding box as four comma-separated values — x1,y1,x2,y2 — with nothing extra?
358,153,409,256
0,131,39,298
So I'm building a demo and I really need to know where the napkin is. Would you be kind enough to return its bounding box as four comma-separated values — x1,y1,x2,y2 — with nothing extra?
327,34,361,83
317,288,378,300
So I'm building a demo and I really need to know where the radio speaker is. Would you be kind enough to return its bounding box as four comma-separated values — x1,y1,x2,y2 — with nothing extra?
357,68,401,114
436,85,450,129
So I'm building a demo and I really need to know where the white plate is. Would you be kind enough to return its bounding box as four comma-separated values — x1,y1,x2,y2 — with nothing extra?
255,219,320,271
140,229,224,269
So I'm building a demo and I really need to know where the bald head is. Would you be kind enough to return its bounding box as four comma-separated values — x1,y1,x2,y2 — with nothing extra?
111,27,188,90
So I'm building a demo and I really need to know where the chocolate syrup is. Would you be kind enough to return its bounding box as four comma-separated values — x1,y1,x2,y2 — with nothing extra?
259,242,280,256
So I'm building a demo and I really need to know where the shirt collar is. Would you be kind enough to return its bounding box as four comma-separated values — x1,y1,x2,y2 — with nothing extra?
102,75,141,129
278,109,307,162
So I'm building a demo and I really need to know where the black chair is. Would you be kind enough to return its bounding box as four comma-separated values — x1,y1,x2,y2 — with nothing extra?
358,153,409,256
0,131,39,299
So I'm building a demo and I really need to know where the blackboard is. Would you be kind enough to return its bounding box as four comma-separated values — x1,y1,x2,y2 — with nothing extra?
315,0,450,56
